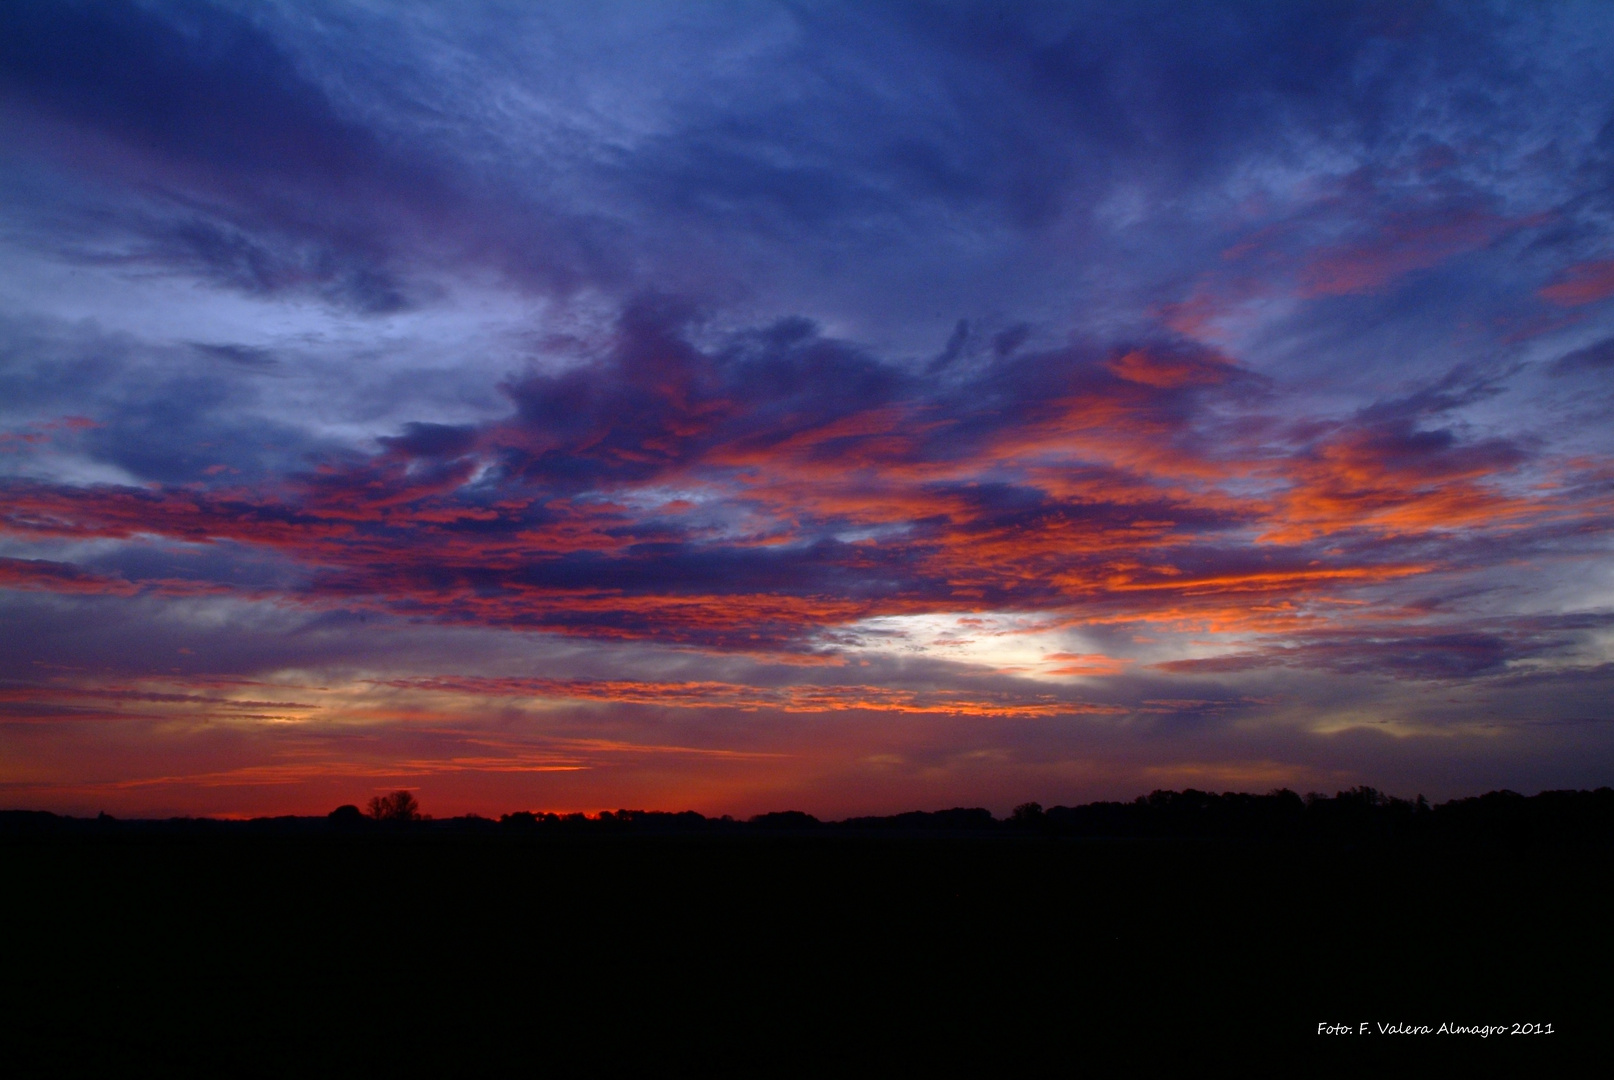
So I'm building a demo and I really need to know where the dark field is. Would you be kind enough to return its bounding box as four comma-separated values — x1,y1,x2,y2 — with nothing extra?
3,817,1607,1073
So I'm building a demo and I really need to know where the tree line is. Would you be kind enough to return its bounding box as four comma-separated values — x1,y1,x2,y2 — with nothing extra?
6,786,1614,843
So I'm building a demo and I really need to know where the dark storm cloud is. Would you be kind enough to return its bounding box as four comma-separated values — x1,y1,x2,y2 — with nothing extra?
0,2,1514,309
1551,337,1614,375
0,316,131,420
189,342,278,369
377,422,480,462
0,0,451,310
79,375,312,484
0,317,332,487
0,2,390,186
147,217,413,314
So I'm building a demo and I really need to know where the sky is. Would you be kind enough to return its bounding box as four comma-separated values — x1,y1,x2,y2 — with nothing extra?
3,0,1614,818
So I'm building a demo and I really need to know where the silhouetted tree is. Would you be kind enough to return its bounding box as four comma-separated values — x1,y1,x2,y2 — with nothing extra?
1010,802,1044,825
749,810,820,829
500,811,540,828
367,790,420,822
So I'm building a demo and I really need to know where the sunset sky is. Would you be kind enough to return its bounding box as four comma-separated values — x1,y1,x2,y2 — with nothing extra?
3,1,1614,818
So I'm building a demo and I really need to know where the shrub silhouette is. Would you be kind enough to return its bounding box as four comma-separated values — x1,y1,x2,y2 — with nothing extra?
326,804,366,828
748,810,820,829
366,790,421,822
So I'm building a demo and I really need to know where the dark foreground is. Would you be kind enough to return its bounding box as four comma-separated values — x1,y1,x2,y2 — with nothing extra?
4,813,1609,1073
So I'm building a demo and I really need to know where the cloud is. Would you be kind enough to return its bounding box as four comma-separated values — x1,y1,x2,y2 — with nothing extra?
0,555,135,595
372,675,1122,719
5,1,1614,816
1540,260,1614,307
1551,337,1614,375
0,1,453,311
0,305,1585,664
1297,208,1522,298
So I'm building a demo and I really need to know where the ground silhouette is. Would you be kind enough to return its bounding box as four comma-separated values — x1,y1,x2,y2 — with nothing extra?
3,786,1607,1071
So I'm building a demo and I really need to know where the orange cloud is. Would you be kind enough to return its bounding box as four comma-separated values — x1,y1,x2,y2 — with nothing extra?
1041,653,1131,677
373,675,1123,718
1107,348,1236,389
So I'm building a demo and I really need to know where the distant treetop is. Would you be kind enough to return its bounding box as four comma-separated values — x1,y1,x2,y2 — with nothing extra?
367,790,420,823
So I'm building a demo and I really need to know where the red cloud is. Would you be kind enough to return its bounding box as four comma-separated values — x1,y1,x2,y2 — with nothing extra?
0,317,1579,659
1297,209,1513,297
1539,259,1614,307
0,556,138,595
